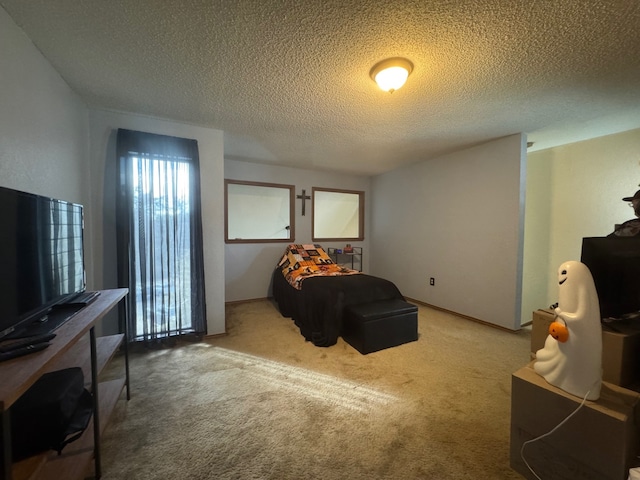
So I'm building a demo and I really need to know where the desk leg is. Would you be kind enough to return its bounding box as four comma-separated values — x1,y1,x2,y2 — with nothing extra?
90,327,101,479
124,295,130,401
1,410,10,480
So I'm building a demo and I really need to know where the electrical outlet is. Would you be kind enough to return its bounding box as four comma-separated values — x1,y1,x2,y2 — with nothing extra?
429,277,435,286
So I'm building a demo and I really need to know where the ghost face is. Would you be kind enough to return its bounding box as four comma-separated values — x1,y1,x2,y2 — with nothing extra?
558,267,568,286
557,261,586,314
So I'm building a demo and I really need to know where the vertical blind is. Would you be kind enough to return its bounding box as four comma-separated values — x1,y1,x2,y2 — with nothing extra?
116,129,207,343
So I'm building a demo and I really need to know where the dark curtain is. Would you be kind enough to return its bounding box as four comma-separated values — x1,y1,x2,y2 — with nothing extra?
116,129,207,343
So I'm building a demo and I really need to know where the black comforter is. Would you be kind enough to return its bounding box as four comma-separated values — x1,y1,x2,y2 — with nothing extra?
272,268,404,347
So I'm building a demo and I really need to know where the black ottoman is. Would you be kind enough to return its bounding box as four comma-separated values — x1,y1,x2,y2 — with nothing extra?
343,299,418,354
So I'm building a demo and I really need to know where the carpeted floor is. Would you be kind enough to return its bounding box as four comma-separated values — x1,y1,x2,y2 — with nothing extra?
100,299,531,479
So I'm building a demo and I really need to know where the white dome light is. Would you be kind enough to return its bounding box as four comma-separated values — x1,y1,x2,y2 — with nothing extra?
370,58,414,93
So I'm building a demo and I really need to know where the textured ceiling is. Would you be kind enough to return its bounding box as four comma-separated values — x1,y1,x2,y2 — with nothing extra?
3,0,640,175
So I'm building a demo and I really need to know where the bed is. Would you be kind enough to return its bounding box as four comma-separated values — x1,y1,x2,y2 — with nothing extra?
272,244,405,347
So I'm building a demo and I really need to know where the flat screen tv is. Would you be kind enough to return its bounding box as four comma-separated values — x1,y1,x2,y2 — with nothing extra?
0,186,86,339
580,236,640,320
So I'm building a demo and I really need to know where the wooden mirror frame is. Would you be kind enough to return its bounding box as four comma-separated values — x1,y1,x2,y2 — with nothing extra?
225,179,295,243
312,187,364,242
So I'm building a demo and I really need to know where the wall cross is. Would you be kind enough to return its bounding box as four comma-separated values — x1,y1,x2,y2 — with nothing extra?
297,189,311,216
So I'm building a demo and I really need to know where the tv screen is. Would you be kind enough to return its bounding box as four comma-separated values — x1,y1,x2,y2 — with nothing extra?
580,236,640,320
0,186,85,339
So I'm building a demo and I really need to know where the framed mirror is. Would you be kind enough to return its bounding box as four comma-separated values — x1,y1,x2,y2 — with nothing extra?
225,180,295,243
312,187,364,242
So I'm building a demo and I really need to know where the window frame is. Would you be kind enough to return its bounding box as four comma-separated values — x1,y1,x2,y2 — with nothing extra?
312,187,364,242
225,179,295,244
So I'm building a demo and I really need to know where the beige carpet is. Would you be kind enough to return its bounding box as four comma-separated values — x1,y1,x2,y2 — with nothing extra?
100,300,531,479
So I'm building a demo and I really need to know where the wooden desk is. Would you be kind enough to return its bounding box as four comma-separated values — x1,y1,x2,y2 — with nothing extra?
0,288,129,480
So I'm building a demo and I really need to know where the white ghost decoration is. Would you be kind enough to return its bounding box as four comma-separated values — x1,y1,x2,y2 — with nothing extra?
534,260,602,400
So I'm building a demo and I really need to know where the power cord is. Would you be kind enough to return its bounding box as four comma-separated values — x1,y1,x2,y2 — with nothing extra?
520,388,591,480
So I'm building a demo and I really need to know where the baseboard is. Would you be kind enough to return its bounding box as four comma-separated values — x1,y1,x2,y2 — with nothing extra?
225,296,524,334
404,297,523,333
204,332,227,339
225,297,270,306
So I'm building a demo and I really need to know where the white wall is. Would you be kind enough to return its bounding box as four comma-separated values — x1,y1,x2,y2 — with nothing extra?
224,159,371,302
523,128,640,317
0,6,92,274
0,7,89,208
371,134,527,330
0,7,89,203
88,109,226,336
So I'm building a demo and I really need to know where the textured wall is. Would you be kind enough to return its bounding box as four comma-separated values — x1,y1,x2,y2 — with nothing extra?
0,7,89,204
0,6,93,282
524,129,640,317
371,135,526,330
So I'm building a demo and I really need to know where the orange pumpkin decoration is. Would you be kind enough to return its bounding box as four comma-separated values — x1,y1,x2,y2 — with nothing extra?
549,320,569,343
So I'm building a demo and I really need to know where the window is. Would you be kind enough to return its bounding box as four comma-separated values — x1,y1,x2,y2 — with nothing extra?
225,180,295,243
116,129,207,343
312,188,364,242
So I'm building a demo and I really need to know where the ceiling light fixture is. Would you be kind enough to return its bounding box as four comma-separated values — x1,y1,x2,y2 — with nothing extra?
370,57,414,93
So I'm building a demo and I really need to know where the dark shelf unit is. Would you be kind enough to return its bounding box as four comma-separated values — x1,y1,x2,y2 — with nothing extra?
327,246,363,272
